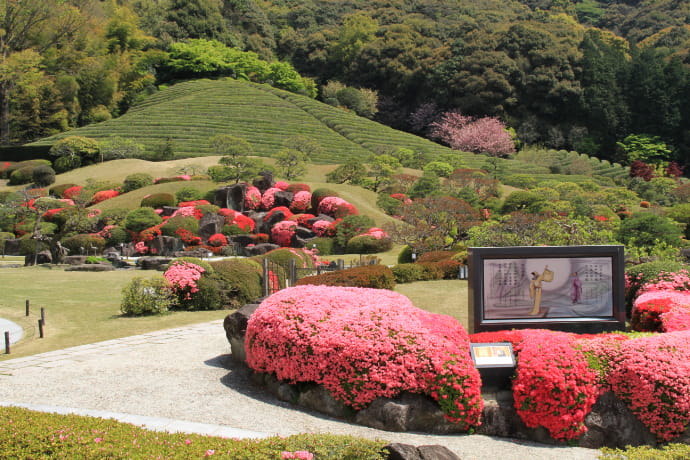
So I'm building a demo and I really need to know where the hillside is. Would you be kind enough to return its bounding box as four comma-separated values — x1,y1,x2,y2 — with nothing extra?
29,78,627,183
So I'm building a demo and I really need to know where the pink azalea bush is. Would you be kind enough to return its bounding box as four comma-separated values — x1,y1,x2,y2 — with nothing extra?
171,206,203,220
274,181,289,190
271,220,298,247
245,286,483,429
311,220,332,237
163,261,205,300
512,330,600,441
632,278,690,332
261,187,282,210
244,185,261,210
361,227,389,239
290,191,312,213
607,331,690,441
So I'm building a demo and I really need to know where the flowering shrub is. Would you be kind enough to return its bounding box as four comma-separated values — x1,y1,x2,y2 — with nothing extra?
608,332,690,441
261,187,282,210
290,191,312,213
360,227,389,239
244,185,261,210
271,221,298,247
512,330,600,441
245,286,482,429
317,196,358,218
265,206,294,221
289,213,315,228
274,181,289,190
62,185,84,200
178,200,210,207
311,220,332,237
176,228,202,246
91,189,119,204
281,451,313,459
632,284,690,332
286,183,311,193
135,241,149,255
163,261,205,301
171,206,203,220
207,233,228,247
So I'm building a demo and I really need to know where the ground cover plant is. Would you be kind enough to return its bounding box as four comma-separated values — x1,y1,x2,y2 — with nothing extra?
0,406,387,460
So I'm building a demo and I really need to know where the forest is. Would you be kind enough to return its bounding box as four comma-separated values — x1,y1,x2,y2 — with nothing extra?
2,0,690,172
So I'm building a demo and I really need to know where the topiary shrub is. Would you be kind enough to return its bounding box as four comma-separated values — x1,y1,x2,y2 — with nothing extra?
175,186,203,203
417,262,445,281
53,155,82,173
61,234,106,255
209,259,263,308
345,235,393,254
168,256,214,274
625,260,685,316
297,264,395,289
417,251,456,263
32,165,56,187
397,245,414,264
286,183,311,193
9,167,34,185
122,173,154,193
124,207,163,234
310,237,334,256
435,259,462,279
103,226,129,247
120,276,174,315
391,263,427,283
140,193,176,208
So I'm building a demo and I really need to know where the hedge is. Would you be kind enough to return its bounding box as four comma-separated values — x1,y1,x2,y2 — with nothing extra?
297,264,395,289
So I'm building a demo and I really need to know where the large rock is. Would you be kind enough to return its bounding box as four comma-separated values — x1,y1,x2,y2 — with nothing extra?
138,257,173,270
223,303,261,362
253,171,274,193
261,209,288,234
244,243,279,256
148,236,183,257
273,191,294,208
214,184,247,211
579,391,657,448
385,443,461,460
24,250,51,265
198,214,226,241
296,383,351,419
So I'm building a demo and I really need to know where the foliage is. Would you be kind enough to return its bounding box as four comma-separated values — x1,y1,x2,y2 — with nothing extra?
246,286,482,428
31,165,56,187
140,193,176,208
175,186,204,203
430,112,515,157
209,258,263,309
334,215,375,249
599,444,690,460
616,212,684,249
161,216,199,238
345,234,393,254
120,276,174,315
275,148,309,180
122,173,154,193
124,207,163,234
297,265,395,290
0,406,387,459
61,234,106,255
49,137,100,170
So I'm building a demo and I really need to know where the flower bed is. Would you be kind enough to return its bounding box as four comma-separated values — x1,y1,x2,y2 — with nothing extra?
245,285,483,430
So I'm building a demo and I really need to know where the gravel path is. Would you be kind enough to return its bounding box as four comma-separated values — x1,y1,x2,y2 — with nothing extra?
0,320,600,460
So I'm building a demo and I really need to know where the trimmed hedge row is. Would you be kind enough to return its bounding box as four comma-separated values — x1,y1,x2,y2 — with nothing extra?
297,264,395,289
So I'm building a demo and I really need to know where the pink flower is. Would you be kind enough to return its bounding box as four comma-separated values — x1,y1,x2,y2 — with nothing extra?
94,437,103,443
205,449,215,456
271,220,298,247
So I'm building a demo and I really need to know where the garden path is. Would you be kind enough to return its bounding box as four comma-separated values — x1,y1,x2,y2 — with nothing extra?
0,319,599,460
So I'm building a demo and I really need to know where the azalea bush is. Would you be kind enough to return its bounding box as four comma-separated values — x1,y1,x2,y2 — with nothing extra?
163,260,205,302
245,285,483,429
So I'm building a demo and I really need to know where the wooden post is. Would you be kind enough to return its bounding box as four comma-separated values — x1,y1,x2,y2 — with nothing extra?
40,307,45,324
25,299,30,316
262,258,269,298
38,319,44,338
4,331,9,354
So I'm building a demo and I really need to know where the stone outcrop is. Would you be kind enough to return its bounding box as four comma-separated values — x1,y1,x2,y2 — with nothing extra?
223,305,676,449
385,443,461,460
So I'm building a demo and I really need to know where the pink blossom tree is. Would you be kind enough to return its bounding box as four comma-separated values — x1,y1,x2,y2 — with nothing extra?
431,111,515,157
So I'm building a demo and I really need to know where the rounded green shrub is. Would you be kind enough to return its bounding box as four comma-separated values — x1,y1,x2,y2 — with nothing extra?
9,167,34,185
124,207,163,233
175,186,203,203
53,155,82,173
32,165,56,187
418,262,445,280
397,245,414,264
140,193,176,208
391,263,427,283
263,247,316,270
345,235,393,254
161,216,199,237
178,276,221,311
61,234,106,255
169,256,214,274
209,259,263,308
18,234,49,256
310,237,334,255
120,276,174,315
122,173,154,193
104,226,130,247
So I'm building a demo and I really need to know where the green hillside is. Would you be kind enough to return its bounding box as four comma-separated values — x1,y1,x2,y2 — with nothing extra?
30,78,627,182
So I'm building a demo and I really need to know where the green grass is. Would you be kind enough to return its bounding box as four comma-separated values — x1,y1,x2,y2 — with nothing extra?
0,406,388,459
0,266,227,359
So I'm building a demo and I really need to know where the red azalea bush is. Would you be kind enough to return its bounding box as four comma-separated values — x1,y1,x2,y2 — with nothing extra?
274,181,289,190
207,233,228,247
265,206,294,221
512,330,600,441
311,220,332,237
178,200,210,207
245,285,483,429
632,281,690,332
91,189,119,204
171,206,203,220
290,191,312,213
289,213,315,228
62,185,84,200
607,331,690,441
271,220,297,247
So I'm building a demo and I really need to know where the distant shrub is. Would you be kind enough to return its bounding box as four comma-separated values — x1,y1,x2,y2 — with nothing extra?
435,260,462,279
18,234,49,256
209,259,263,308
297,264,395,289
262,247,316,271
161,216,199,237
418,262,445,280
310,237,335,255
345,235,393,254
140,193,176,208
61,234,106,255
397,245,414,264
286,183,311,193
124,208,163,233
391,263,426,283
502,174,537,189
417,251,456,263
9,167,34,185
103,226,129,247
53,155,82,173
32,165,56,187
120,276,174,315
175,186,203,203
122,173,154,193
154,176,189,184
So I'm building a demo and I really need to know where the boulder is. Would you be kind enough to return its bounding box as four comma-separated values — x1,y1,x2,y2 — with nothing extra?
214,184,247,211
198,214,226,241
25,250,51,265
138,257,173,270
273,191,294,208
296,383,351,419
64,255,88,265
223,303,261,362
261,210,288,234
148,236,183,257
385,443,461,460
308,214,334,225
244,243,279,256
160,206,178,217
253,171,274,193
65,264,115,272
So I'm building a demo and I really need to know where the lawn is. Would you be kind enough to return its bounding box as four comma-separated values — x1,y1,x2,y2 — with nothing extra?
0,260,469,359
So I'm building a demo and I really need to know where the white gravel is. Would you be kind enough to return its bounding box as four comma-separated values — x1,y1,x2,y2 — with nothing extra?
0,320,600,460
